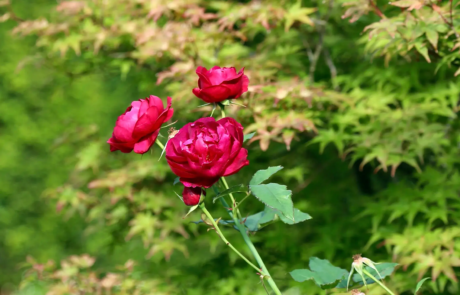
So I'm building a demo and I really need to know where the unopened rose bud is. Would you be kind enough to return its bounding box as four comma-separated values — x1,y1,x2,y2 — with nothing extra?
182,187,206,206
351,289,365,295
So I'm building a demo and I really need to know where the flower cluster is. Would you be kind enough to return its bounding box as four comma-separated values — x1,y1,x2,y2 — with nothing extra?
108,66,250,205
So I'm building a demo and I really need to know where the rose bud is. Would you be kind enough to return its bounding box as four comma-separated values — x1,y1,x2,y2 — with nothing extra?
182,186,205,206
107,95,173,154
192,66,249,103
165,117,249,188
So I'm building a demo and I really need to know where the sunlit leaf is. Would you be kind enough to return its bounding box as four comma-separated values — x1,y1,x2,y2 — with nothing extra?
250,166,283,185
284,1,316,31
250,183,294,222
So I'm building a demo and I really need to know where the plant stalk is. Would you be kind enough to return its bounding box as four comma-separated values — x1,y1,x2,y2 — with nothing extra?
199,203,261,273
363,269,395,295
219,104,282,294
155,139,165,150
220,177,282,295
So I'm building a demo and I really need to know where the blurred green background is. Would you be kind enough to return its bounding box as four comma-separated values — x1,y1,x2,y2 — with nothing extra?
1,0,460,294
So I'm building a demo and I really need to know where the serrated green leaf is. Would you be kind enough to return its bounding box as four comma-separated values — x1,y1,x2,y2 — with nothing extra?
250,183,294,221
243,207,311,231
290,257,348,289
244,132,256,142
212,184,247,203
250,166,283,185
243,207,277,231
278,208,312,224
415,277,430,294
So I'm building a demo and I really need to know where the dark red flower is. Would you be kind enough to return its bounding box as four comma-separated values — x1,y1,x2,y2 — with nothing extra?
165,117,249,188
182,186,205,206
107,95,173,154
192,66,249,103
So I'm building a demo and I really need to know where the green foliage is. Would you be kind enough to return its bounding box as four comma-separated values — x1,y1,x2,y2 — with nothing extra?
1,0,460,294
340,263,399,288
249,166,284,185
290,257,348,289
291,257,398,290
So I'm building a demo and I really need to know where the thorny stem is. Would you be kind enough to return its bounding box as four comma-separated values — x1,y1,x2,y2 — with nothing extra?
220,178,282,295
362,269,395,295
221,177,242,218
218,104,282,294
199,203,262,273
155,139,165,150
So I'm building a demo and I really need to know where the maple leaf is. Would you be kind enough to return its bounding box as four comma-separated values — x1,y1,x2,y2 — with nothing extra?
389,0,425,11
284,1,316,31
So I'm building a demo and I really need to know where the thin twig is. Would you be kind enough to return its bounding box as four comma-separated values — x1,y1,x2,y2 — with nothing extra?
309,38,323,84
323,48,338,89
450,0,460,38
7,3,24,22
433,4,460,38
305,0,334,84
369,0,386,19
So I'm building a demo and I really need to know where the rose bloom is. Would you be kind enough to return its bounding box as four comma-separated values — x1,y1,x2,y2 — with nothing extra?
182,187,205,206
165,117,249,188
192,66,249,103
107,95,173,154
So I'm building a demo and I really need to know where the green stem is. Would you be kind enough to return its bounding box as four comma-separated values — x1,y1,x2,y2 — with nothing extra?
155,139,165,150
199,203,261,273
363,269,395,295
233,193,250,211
221,177,241,219
220,178,282,295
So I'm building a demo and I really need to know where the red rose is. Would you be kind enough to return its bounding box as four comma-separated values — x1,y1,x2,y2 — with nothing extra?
107,95,173,154
165,117,249,188
192,66,249,103
182,186,205,206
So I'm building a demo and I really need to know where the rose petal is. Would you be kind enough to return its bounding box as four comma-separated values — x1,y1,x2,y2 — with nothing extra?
107,137,134,153
199,85,232,103
180,177,220,188
138,99,150,117
133,129,160,154
113,101,142,142
207,66,238,85
132,106,160,139
223,148,249,176
148,95,164,110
